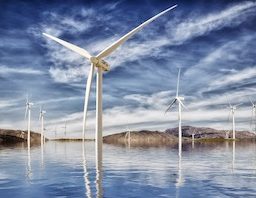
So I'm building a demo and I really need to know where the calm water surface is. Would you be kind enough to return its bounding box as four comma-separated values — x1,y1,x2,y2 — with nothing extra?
0,141,256,197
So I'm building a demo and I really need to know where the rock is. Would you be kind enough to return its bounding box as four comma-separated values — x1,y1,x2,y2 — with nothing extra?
0,129,43,144
165,126,256,139
103,130,178,147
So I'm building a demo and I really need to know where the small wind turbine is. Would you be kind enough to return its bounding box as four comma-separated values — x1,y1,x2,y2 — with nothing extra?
62,121,67,138
125,127,131,147
42,5,177,151
166,68,186,156
54,126,57,139
227,100,242,140
249,97,256,133
25,96,33,148
39,106,46,145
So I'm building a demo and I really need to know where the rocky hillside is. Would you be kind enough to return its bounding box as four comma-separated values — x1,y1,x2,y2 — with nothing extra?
104,126,256,147
165,126,255,139
0,129,42,144
103,130,178,147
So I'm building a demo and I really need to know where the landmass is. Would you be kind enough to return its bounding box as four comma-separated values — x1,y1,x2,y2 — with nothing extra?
0,129,43,145
103,126,256,146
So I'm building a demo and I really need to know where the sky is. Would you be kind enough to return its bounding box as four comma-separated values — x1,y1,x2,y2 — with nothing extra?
0,0,256,138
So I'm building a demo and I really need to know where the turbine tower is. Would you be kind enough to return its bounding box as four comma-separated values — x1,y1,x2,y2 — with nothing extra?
39,106,46,145
43,5,177,151
166,68,186,156
249,97,256,133
228,101,242,140
25,97,33,148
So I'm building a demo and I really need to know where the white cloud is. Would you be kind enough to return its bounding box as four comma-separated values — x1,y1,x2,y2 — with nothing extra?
40,1,256,84
209,67,256,87
168,1,256,44
33,89,254,139
0,66,44,75
0,99,20,109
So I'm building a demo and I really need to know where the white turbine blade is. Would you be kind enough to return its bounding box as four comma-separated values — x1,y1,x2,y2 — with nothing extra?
165,98,177,113
234,103,242,108
82,63,95,136
97,5,177,59
249,97,254,105
177,98,187,109
176,68,181,97
226,96,232,107
43,33,92,60
250,109,254,129
25,105,28,119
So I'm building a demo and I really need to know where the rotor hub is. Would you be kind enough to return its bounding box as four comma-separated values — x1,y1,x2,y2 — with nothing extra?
90,57,110,72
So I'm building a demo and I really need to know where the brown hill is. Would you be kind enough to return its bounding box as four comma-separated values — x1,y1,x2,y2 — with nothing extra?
103,130,178,147
0,129,42,144
165,126,255,139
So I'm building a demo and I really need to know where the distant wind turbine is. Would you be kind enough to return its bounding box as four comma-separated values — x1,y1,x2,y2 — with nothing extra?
166,68,186,156
39,106,46,145
63,121,67,138
249,97,256,133
25,96,33,148
227,100,242,140
43,5,177,151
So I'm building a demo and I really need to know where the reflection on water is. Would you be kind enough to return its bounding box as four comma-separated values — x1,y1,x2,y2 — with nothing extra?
0,140,256,197
232,141,235,172
26,147,32,181
82,142,92,198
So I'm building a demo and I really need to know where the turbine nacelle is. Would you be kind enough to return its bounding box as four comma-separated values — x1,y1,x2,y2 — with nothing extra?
90,57,110,71
26,102,34,108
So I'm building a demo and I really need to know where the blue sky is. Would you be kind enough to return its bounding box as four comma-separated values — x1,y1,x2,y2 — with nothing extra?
0,0,256,138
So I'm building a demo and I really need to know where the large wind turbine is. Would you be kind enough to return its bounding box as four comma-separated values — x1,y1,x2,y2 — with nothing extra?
166,68,186,156
43,5,177,149
25,97,33,148
39,106,46,145
228,101,242,140
249,97,256,133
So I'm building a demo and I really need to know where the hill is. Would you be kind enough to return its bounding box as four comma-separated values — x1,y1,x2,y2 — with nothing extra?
0,129,42,144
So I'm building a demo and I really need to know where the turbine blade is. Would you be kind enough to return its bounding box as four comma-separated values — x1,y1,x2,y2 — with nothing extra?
176,68,181,97
250,109,253,130
249,97,254,105
25,105,28,119
226,96,232,107
177,98,187,110
82,63,95,137
26,94,29,104
165,98,177,113
97,5,177,59
43,33,92,60
234,103,242,108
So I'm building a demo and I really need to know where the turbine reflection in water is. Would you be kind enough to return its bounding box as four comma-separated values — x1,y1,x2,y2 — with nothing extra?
26,147,32,181
95,141,103,198
82,141,92,198
175,155,184,198
41,143,44,168
232,141,236,173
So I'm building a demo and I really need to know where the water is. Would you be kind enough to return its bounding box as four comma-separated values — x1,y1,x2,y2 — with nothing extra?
0,141,256,198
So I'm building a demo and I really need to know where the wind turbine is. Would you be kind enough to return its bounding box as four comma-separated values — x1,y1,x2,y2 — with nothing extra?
249,97,256,133
62,120,67,138
166,68,186,156
39,106,46,145
42,5,177,151
25,96,34,148
227,100,242,140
